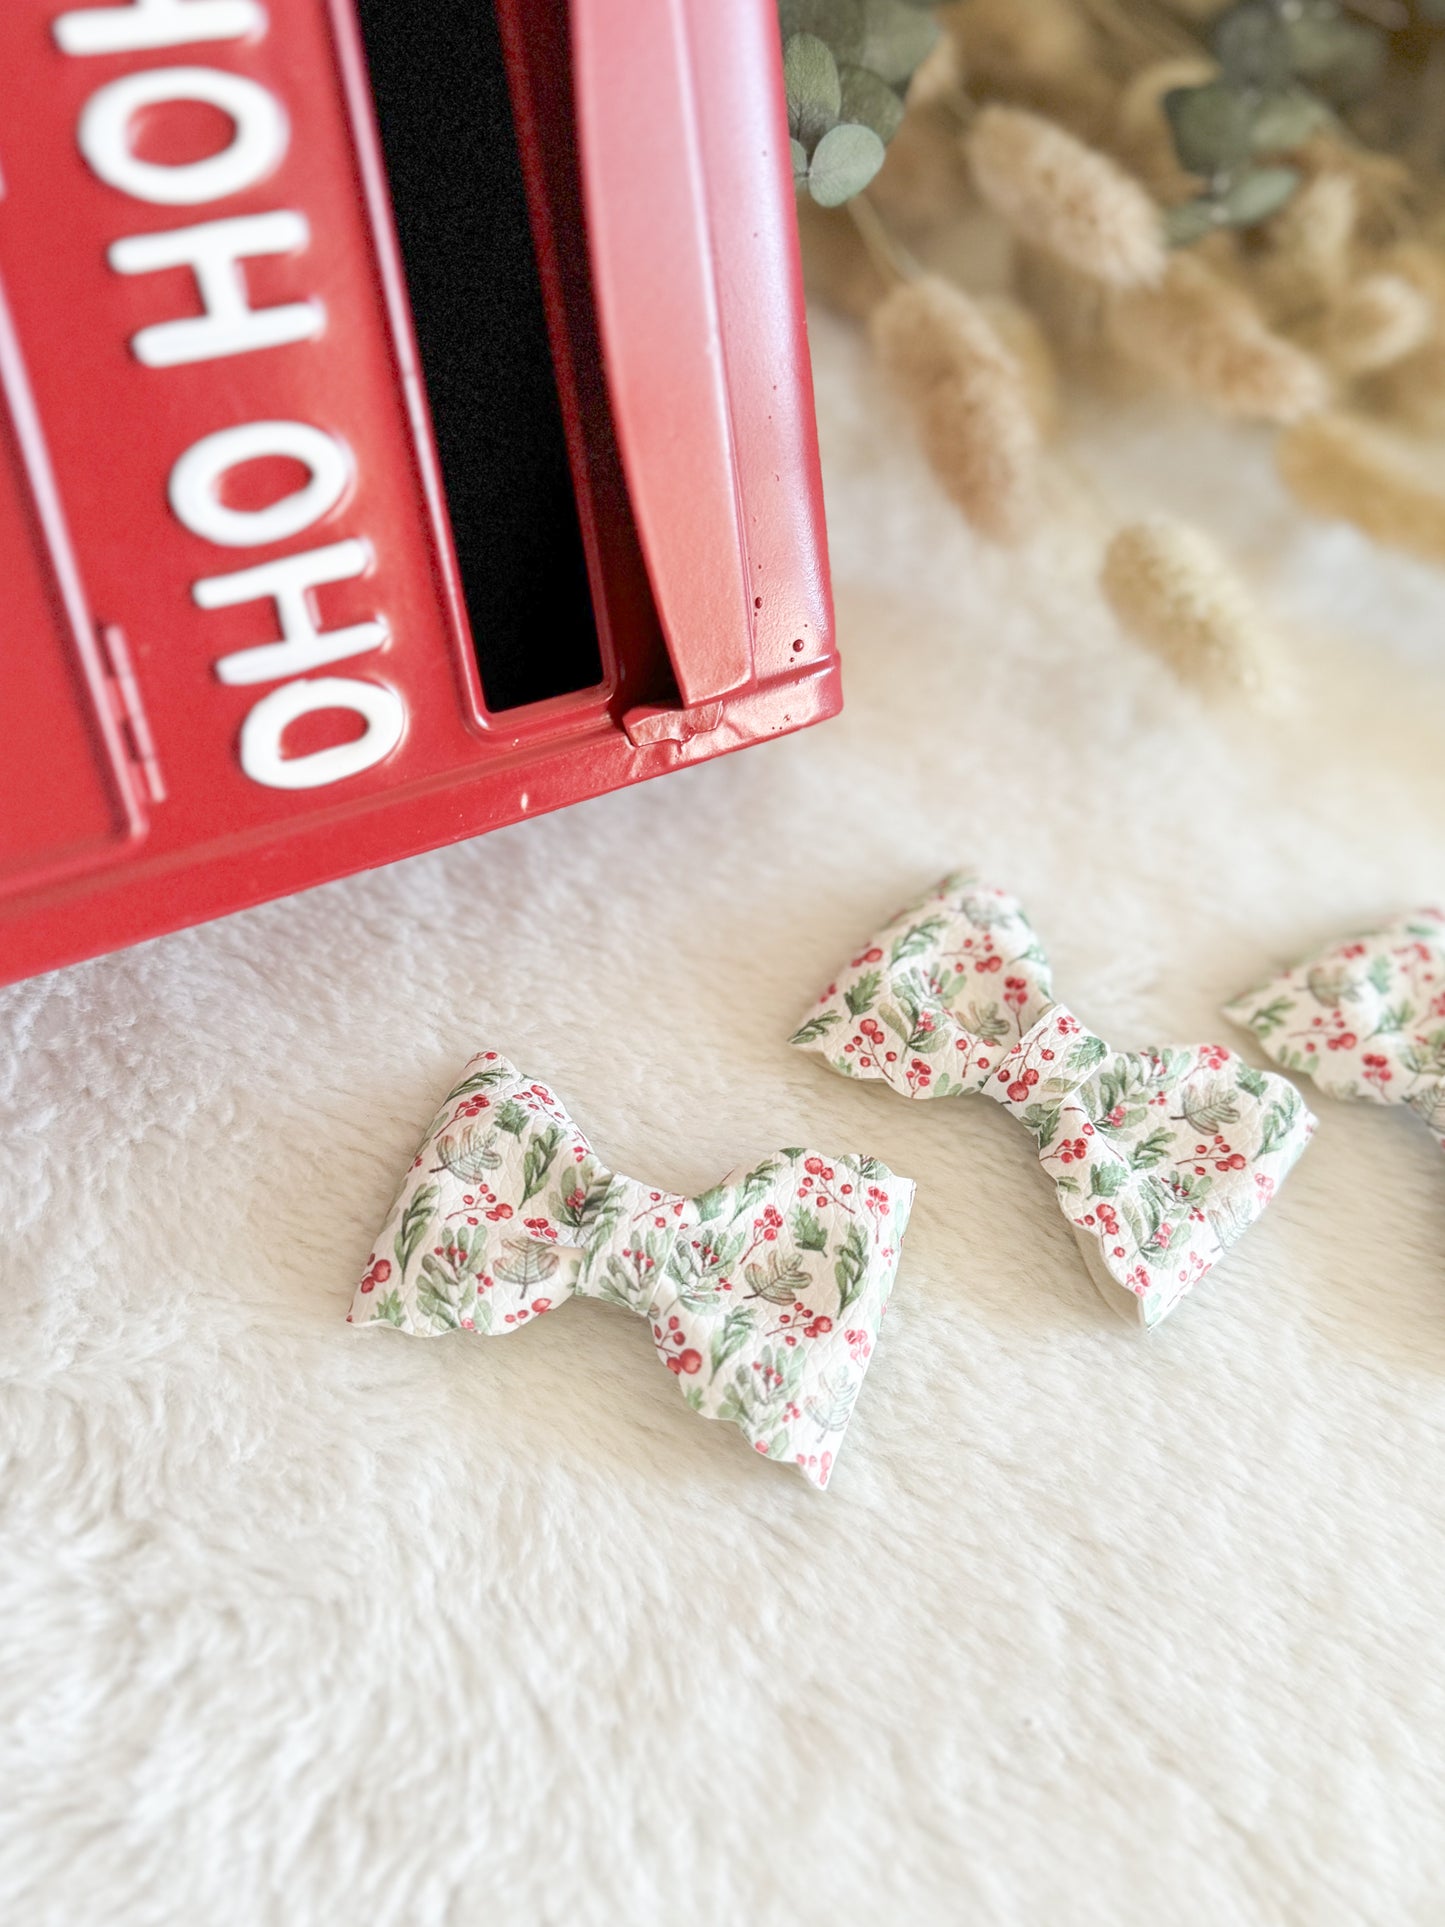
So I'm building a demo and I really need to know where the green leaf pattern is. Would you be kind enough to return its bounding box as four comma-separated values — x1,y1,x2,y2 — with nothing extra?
348,1051,914,1489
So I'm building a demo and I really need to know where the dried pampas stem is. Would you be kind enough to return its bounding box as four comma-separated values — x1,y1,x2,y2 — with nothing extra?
965,105,1166,288
869,275,1040,542
1101,517,1276,696
847,193,920,287
1110,254,1328,423
1278,412,1445,563
793,199,892,321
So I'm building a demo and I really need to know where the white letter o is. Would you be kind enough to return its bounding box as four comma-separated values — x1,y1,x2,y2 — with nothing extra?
170,421,351,547
78,67,287,206
239,678,405,790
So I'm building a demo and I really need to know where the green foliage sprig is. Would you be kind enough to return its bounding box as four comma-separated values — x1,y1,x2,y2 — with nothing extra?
780,0,939,206
1163,0,1385,243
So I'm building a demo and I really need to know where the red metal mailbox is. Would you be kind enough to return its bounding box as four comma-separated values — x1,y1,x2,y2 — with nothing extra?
0,0,837,986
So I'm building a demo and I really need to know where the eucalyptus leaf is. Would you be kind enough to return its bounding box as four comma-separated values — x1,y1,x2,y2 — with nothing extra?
859,0,939,88
1164,80,1255,176
1250,86,1330,154
791,136,809,189
1220,163,1301,227
784,31,842,151
838,62,905,144
778,0,864,65
1164,196,1226,247
1283,9,1382,106
808,120,886,206
1212,1,1293,91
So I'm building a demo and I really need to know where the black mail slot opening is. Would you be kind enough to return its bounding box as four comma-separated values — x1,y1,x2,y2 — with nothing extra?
354,0,603,714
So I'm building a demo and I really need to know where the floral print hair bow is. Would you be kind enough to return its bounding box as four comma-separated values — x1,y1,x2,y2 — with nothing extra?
791,872,1315,1329
349,1052,914,1488
1224,909,1445,1149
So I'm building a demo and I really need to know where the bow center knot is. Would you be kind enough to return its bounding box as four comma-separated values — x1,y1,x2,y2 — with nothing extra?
576,1174,694,1316
986,1003,1110,1123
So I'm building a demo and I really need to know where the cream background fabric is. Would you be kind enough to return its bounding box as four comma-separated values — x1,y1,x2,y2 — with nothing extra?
4,311,1445,1924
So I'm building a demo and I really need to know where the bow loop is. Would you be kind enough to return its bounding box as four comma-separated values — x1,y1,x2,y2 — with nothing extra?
1225,909,1445,1152
350,1054,914,1488
794,874,1315,1329
791,872,1057,1099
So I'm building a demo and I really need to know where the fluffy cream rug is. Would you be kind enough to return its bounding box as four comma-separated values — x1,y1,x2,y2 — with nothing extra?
4,309,1445,1925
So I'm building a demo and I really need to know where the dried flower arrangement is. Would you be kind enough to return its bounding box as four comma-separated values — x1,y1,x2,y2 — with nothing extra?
783,0,1445,693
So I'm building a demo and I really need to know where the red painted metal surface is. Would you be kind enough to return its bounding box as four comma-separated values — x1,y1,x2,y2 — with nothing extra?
0,0,837,986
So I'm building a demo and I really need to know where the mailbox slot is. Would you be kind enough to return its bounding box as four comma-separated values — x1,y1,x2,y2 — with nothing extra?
353,0,608,716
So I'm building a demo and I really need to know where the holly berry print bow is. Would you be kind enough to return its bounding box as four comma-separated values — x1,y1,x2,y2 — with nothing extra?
348,1053,915,1488
791,873,1315,1329
1224,909,1445,1149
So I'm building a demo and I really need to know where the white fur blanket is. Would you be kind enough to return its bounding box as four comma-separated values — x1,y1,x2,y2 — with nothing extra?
4,311,1444,1925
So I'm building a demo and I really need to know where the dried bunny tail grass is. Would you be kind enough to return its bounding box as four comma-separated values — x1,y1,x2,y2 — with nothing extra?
1109,253,1329,422
869,275,1040,542
870,274,994,388
1278,412,1445,563
918,371,1041,543
965,105,1166,289
1101,517,1276,697
1303,272,1434,377
975,293,1061,434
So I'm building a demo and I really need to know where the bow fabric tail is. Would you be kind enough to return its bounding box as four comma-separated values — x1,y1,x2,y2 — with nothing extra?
349,1053,914,1488
1224,908,1445,1151
792,872,1315,1329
